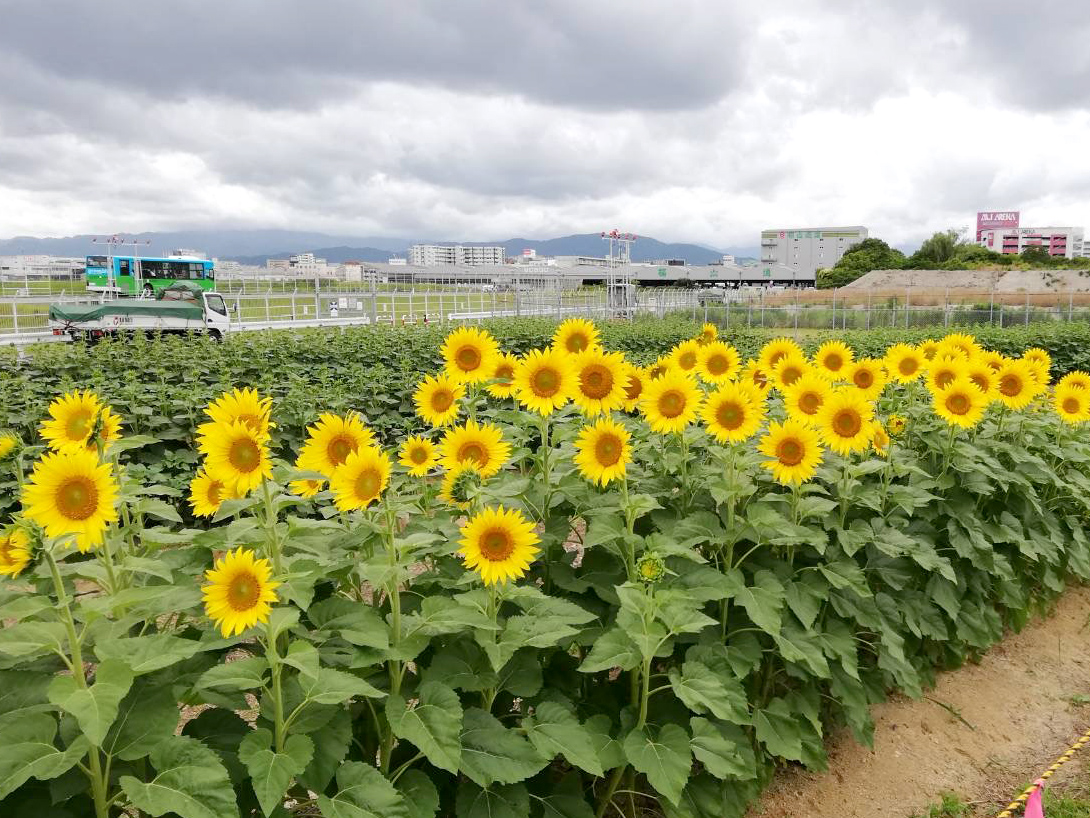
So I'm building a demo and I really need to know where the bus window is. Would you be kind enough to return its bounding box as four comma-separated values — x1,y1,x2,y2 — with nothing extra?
118,259,130,276
87,255,107,268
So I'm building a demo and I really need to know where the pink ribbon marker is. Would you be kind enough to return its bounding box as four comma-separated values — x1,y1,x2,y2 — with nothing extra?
1024,778,1045,818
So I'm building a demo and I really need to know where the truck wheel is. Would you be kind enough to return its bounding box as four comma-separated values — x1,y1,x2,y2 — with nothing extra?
142,283,154,298
208,329,223,342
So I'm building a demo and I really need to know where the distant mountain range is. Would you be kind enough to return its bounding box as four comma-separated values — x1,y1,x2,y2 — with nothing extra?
0,229,759,265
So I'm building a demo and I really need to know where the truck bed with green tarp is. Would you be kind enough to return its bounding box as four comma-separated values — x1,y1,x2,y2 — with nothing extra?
49,301,204,323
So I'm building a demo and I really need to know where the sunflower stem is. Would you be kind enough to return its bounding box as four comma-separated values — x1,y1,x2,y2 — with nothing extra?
481,584,500,711
620,475,636,582
261,478,283,577
45,547,110,818
380,493,403,775
264,620,287,754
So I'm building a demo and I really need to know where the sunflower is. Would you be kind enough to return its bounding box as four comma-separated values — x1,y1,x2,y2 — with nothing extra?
813,340,854,381
399,435,439,476
995,359,1038,410
441,326,500,384
772,353,810,390
295,413,375,478
759,337,803,375
759,419,823,485
980,350,1006,372
622,365,647,411
0,529,32,578
190,469,235,518
937,332,980,360
1058,371,1090,391
439,420,511,478
513,348,577,415
925,356,967,393
200,387,273,439
932,376,987,428
740,360,772,397
39,390,103,452
1022,347,1052,375
846,359,887,399
1023,355,1051,388
574,417,632,486
816,389,875,456
783,372,832,426
696,341,741,384
646,356,673,380
485,352,520,399
22,449,119,551
639,370,703,434
553,318,600,355
918,339,941,361
670,340,701,374
202,548,280,637
571,349,630,416
872,424,890,456
289,478,326,499
1055,383,1090,425
330,446,392,511
965,360,999,400
414,373,466,428
887,414,907,436
91,406,124,452
0,432,19,460
697,322,718,345
440,463,483,510
701,383,763,443
200,420,273,496
884,344,924,384
458,505,541,586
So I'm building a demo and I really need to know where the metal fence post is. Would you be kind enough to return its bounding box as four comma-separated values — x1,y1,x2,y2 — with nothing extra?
1069,290,1075,322
866,289,871,330
12,302,18,334
1025,291,1030,325
943,288,949,328
989,288,994,325
831,288,836,329
265,296,271,323
291,288,297,322
905,287,910,329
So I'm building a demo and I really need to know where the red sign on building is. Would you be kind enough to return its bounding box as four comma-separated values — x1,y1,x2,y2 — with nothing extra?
976,211,1020,239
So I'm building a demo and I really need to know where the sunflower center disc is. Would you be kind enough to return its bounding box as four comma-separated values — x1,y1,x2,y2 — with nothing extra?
0,542,12,565
581,365,613,399
566,334,588,353
769,351,787,368
947,393,971,415
459,443,487,466
410,447,428,464
1063,397,1081,415
707,354,729,375
834,410,862,437
456,347,481,371
679,352,697,370
65,410,93,441
936,371,956,388
854,370,874,389
824,354,842,371
799,393,820,414
1000,376,1020,396
495,365,514,384
970,375,988,392
659,391,685,418
777,439,804,466
327,435,356,466
207,482,222,506
594,435,622,466
532,368,560,397
229,439,261,472
899,358,918,376
716,402,744,430
624,379,642,401
431,389,453,412
57,476,98,521
782,367,802,386
480,529,515,561
227,573,260,611
355,469,382,501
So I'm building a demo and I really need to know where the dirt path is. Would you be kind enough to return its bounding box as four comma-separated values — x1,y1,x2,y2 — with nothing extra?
749,586,1090,818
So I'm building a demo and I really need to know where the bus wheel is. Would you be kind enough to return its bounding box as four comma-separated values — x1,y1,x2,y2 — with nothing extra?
142,283,154,297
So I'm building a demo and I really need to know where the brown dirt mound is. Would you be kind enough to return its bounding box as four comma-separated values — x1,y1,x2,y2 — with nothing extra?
748,586,1090,818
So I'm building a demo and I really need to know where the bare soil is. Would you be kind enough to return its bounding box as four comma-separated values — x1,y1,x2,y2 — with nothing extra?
844,268,1090,292
748,586,1090,818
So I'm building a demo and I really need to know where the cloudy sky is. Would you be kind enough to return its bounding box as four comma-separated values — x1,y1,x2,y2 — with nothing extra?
1,0,1089,249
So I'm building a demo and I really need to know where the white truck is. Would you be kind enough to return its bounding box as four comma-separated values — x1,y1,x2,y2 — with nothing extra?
49,283,232,342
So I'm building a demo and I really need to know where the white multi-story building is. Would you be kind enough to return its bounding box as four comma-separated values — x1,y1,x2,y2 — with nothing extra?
409,244,506,266
760,226,868,280
0,254,85,281
977,226,1085,260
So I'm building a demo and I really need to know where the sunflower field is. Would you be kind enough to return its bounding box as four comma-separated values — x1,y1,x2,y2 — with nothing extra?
3,318,1090,818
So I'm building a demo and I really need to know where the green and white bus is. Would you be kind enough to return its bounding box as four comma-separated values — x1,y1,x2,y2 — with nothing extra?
85,255,216,297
